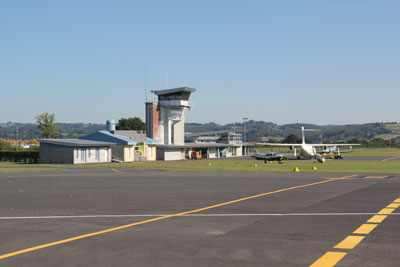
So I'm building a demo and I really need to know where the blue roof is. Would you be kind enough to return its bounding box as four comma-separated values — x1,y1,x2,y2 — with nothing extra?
146,137,159,144
82,131,136,145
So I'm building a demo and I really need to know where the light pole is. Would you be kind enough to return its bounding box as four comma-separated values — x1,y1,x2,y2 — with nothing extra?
242,117,248,155
16,127,19,151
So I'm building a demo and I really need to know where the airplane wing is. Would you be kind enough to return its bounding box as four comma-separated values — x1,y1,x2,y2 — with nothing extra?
309,144,361,147
256,143,360,147
256,143,302,147
251,155,265,160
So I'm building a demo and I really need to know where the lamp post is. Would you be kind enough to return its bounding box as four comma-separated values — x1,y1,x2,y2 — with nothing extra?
242,118,248,155
16,127,19,151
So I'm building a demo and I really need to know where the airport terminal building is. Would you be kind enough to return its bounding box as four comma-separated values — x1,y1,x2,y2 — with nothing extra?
38,86,251,163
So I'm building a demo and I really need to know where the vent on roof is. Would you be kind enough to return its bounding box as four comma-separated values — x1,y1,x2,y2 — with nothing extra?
106,120,116,132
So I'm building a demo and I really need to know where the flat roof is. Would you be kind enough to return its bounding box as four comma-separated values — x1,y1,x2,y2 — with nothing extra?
39,139,115,147
185,129,247,137
156,143,230,149
151,87,196,96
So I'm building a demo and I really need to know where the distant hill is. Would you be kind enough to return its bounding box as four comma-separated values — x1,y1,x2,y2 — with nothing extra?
1,121,399,143
0,122,105,140
186,121,396,143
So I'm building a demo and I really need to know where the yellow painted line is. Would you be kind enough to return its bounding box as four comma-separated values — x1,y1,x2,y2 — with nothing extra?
111,168,124,174
387,203,400,208
311,196,400,267
367,215,388,223
309,251,347,267
364,176,388,179
0,175,353,260
378,208,395,214
327,176,357,180
334,235,365,249
353,223,377,235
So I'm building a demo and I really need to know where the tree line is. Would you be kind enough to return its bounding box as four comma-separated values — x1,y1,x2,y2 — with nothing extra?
2,114,400,147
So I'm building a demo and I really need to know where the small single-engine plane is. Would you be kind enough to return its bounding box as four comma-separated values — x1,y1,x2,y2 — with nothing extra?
252,149,287,164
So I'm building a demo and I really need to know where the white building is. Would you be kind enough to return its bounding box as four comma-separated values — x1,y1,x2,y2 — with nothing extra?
39,139,114,164
184,130,249,158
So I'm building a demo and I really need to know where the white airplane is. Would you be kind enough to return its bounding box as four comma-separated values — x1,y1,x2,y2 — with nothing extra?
256,126,360,163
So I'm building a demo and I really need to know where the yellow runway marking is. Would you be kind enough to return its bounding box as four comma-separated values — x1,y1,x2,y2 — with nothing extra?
378,208,395,214
309,252,347,267
387,203,400,208
353,223,377,235
310,196,400,267
364,176,388,179
334,235,365,249
111,168,124,174
367,215,387,223
0,175,356,260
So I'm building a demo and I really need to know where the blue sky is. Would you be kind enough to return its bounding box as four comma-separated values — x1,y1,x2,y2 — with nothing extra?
1,0,399,125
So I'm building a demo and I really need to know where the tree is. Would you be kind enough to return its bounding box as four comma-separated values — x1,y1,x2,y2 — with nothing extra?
282,134,312,144
116,117,146,131
35,112,59,138
282,134,302,144
0,140,12,150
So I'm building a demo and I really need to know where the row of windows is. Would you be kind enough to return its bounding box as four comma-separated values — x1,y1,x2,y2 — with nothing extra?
159,92,191,101
75,148,101,162
229,133,243,142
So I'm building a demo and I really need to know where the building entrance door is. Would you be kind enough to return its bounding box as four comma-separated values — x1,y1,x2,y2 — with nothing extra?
81,148,86,162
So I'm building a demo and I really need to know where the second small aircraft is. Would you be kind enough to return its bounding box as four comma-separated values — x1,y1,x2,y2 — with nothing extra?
252,149,287,164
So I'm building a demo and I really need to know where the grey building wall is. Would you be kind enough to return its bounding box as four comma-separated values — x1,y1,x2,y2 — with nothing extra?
156,148,165,161
40,143,74,164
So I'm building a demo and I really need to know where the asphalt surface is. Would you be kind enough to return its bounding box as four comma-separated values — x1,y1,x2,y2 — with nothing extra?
0,169,399,266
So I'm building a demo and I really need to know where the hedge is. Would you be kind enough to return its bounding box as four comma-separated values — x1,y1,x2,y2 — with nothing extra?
0,151,40,163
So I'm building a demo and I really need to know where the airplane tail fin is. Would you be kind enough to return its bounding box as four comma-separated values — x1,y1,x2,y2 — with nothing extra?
302,126,320,144
254,149,260,154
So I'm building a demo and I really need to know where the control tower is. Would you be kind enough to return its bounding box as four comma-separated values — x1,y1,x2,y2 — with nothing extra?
145,87,196,145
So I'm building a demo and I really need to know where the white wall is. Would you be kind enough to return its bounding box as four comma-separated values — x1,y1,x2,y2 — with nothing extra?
236,146,243,157
73,147,111,164
145,145,156,161
172,110,185,145
164,149,182,161
124,146,134,162
205,147,217,158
